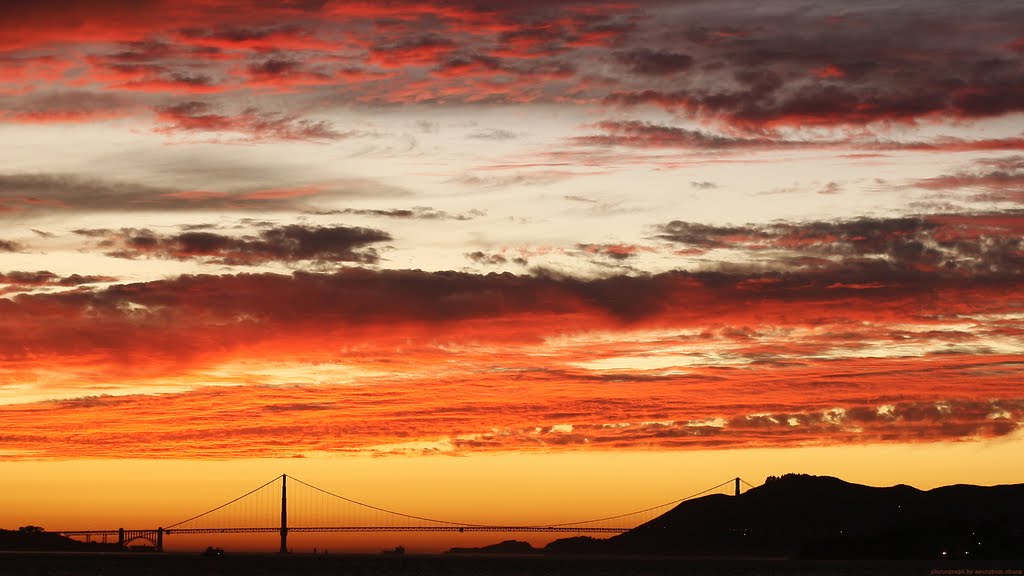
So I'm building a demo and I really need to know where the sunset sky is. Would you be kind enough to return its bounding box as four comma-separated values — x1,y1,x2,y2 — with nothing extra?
1,0,1022,552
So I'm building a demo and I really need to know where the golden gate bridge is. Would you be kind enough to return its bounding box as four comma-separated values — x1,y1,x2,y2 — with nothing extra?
56,474,756,552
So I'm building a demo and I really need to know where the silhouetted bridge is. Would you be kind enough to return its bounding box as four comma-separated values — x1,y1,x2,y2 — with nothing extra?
57,475,755,552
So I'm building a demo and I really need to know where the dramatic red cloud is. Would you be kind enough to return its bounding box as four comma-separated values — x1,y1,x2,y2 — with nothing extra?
0,55,75,84
1,0,1022,466
1,109,129,124
369,37,457,68
812,64,844,79
0,1,314,51
173,25,342,53
0,253,1019,380
1,352,1020,458
1,199,1021,460
3,0,1023,131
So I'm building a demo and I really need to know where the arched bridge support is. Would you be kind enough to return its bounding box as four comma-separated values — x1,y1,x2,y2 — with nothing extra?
117,527,164,552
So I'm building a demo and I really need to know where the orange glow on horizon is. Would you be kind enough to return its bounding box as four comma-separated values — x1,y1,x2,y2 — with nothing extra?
3,443,1023,553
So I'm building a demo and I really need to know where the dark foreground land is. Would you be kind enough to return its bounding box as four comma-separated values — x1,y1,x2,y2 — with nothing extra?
451,475,1024,560
3,551,1022,576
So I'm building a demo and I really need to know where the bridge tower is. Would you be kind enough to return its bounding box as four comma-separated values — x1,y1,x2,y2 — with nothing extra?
735,477,740,496
279,474,288,553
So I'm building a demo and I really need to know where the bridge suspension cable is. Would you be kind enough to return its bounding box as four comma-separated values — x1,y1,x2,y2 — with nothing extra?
288,475,485,528
55,474,758,553
540,477,741,528
165,475,282,530
155,473,753,535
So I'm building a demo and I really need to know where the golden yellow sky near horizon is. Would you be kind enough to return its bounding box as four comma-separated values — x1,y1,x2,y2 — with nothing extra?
4,438,1022,552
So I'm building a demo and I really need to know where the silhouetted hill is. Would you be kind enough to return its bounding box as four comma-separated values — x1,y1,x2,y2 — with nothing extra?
448,539,538,555
0,527,120,551
543,536,604,554
549,474,1024,559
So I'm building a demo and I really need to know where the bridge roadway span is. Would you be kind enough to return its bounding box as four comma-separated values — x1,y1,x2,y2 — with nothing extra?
167,526,628,533
56,475,750,552
62,526,626,536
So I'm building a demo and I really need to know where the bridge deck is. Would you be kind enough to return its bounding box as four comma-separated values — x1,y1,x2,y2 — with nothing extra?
55,475,751,552
62,526,627,536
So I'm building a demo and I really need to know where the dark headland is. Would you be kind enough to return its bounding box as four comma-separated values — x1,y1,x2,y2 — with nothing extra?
0,526,119,552
454,474,1024,560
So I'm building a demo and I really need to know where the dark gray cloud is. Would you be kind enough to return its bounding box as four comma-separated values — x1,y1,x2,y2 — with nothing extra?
572,121,1024,153
4,1,1024,131
573,120,765,149
467,128,520,140
308,207,484,220
0,173,365,218
0,270,116,294
656,221,753,248
604,2,1024,129
818,181,841,195
4,266,1018,365
655,212,1024,276
248,57,303,77
0,90,135,123
453,172,572,188
576,243,639,261
466,251,528,266
154,101,347,142
178,24,308,44
614,49,693,76
81,224,392,266
0,271,61,285
915,155,1024,203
